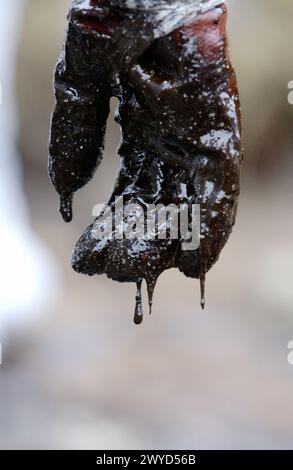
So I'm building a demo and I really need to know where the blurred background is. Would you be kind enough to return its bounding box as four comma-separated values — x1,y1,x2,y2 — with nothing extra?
0,0,293,450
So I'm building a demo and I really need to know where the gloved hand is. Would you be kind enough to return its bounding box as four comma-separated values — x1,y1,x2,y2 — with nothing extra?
49,0,242,324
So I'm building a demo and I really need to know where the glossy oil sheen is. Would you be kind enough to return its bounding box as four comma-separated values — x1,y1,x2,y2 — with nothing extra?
49,0,242,324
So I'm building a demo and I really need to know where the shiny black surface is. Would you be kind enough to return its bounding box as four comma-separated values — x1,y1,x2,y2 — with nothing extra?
49,0,242,322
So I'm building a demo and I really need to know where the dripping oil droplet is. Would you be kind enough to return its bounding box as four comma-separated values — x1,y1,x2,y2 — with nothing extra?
134,279,143,325
200,273,206,310
146,276,158,315
60,193,73,223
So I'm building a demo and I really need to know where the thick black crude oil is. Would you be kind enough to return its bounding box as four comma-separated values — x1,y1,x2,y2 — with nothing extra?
49,0,242,324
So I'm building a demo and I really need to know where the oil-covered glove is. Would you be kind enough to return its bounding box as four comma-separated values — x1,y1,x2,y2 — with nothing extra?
49,0,242,324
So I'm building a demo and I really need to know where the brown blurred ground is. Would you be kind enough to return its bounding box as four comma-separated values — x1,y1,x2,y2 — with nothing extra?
0,0,293,449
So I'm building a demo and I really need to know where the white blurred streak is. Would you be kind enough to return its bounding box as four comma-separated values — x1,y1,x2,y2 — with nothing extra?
0,0,59,337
